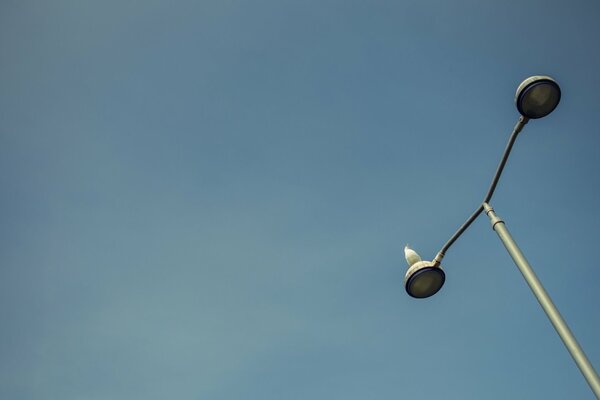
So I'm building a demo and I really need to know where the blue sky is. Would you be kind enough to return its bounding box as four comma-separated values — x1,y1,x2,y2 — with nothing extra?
1,1,600,399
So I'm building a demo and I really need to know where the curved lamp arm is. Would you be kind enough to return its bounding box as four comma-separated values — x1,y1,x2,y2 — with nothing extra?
432,116,529,265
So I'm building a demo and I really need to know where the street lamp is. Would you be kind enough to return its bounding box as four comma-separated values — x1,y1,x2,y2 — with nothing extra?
404,260,445,299
404,76,600,398
516,75,561,119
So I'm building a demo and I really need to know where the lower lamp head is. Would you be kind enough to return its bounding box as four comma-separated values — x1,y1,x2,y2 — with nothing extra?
404,260,446,299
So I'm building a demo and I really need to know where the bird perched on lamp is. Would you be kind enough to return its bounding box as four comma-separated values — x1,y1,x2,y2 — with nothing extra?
404,244,422,267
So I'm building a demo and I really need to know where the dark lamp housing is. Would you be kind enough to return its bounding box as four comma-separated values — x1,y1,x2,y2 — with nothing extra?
515,76,561,119
404,261,446,299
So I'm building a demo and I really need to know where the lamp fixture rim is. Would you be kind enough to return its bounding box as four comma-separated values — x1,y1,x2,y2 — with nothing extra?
515,75,561,119
404,261,446,299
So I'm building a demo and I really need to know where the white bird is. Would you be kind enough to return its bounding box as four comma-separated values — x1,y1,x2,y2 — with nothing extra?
404,244,422,267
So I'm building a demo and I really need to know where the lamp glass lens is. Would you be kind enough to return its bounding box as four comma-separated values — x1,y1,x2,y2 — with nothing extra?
408,268,444,298
520,83,560,118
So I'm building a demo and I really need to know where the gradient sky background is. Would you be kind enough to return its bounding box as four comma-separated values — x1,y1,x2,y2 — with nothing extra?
2,1,600,399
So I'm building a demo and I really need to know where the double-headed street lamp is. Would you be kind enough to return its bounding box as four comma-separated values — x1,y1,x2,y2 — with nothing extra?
404,76,600,398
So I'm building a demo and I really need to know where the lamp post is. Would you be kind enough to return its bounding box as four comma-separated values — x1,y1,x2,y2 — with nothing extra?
404,76,600,398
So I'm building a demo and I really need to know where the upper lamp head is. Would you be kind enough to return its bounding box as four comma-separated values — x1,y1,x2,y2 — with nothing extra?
515,76,561,119
404,260,445,299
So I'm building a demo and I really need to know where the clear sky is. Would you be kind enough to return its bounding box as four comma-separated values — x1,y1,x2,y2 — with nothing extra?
2,1,600,399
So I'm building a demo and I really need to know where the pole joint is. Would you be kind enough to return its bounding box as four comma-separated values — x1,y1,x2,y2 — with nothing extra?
433,251,444,266
515,115,530,134
483,202,504,231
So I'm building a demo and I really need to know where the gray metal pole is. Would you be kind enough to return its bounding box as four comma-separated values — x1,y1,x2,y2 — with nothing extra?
483,203,600,399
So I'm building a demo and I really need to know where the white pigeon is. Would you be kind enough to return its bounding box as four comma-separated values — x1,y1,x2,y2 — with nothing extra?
404,244,422,267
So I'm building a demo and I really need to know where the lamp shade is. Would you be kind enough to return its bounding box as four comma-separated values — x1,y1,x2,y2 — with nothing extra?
515,76,561,119
404,261,445,298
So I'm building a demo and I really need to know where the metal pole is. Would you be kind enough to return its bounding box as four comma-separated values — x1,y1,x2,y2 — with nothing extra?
483,203,600,399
